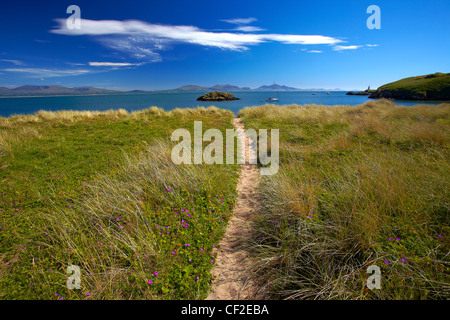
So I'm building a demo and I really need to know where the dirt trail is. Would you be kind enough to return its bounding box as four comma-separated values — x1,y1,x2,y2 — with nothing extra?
206,118,266,300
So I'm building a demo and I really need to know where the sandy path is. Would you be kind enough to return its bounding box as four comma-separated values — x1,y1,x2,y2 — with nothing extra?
206,118,266,300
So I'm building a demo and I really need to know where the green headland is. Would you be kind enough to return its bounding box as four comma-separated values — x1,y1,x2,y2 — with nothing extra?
369,72,450,101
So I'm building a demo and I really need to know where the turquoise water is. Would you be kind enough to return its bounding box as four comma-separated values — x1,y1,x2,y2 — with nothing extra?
0,91,444,117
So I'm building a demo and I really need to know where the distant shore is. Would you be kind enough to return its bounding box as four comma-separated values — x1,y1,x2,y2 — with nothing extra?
0,90,347,99
0,93,156,99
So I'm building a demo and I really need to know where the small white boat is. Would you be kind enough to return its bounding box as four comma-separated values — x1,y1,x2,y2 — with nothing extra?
312,92,317,95
266,82,280,102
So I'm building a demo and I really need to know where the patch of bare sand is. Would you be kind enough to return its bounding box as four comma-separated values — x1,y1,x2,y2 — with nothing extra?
206,118,267,300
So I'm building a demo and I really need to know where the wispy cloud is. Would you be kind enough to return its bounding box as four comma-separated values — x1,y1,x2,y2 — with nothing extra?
268,34,341,45
0,59,24,65
221,17,265,33
96,35,164,61
89,62,142,67
234,26,265,32
332,45,362,51
308,50,323,53
366,44,379,47
221,17,257,25
2,68,91,78
65,62,86,66
50,18,343,52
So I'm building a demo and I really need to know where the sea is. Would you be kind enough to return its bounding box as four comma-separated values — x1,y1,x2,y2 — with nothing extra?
0,91,444,118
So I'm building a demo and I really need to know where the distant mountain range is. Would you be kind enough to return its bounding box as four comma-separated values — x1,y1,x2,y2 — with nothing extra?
0,85,122,97
0,84,344,97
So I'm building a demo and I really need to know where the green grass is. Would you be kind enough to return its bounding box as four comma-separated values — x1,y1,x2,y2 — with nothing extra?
239,99,450,299
0,106,239,299
371,72,450,100
2,100,449,300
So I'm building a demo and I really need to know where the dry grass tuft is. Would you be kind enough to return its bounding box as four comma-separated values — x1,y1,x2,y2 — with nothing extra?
240,100,450,299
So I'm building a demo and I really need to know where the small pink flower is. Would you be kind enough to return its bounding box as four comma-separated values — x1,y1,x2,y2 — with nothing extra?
171,251,176,254
148,280,152,284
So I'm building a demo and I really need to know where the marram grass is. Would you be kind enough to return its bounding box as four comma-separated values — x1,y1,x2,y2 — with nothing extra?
239,99,450,299
0,106,238,299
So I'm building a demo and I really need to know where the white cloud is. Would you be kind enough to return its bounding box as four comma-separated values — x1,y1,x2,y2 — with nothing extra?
51,18,343,51
97,35,163,61
308,50,323,53
221,17,257,25
366,44,379,47
0,59,24,65
2,68,91,78
268,34,341,45
234,26,265,32
66,62,86,66
89,62,141,67
332,45,362,51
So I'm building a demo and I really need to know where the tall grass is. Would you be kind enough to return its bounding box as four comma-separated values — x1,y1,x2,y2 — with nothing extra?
0,106,238,299
38,140,238,299
0,127,41,158
239,100,450,299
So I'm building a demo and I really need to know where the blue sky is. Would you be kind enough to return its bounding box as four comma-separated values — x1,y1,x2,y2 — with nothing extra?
0,0,449,90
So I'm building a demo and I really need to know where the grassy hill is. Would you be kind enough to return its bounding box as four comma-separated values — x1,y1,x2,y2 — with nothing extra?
369,72,450,101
